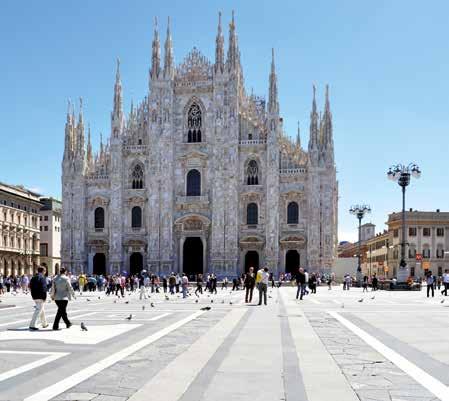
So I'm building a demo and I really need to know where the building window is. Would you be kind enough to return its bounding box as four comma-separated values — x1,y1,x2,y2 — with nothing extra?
247,203,258,225
131,206,142,228
187,103,202,143
410,266,415,277
44,215,48,221
436,247,444,259
186,169,201,196
246,160,259,185
437,228,444,237
409,227,417,236
44,226,48,231
423,227,431,237
131,164,144,189
408,246,416,259
287,202,299,224
40,243,48,257
422,246,430,259
393,229,399,238
94,207,105,229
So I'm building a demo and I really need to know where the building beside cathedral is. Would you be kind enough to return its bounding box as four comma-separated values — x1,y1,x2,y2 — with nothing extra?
61,13,338,277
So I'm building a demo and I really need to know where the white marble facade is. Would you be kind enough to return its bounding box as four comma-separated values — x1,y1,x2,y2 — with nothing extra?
61,13,338,277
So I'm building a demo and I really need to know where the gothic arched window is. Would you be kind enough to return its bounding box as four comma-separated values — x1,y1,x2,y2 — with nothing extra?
247,203,258,225
246,160,259,185
187,103,202,143
186,169,201,196
94,207,105,229
287,202,299,224
131,206,142,228
131,164,144,189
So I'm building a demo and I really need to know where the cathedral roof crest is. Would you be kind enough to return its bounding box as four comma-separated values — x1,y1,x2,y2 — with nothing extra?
176,47,213,81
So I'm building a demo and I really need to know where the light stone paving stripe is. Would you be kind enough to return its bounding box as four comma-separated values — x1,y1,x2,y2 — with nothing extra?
0,309,84,327
24,310,205,401
0,350,69,382
280,292,358,401
128,308,247,401
328,311,449,401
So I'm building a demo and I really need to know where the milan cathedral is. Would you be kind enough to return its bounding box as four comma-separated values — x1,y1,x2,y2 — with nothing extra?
61,12,338,277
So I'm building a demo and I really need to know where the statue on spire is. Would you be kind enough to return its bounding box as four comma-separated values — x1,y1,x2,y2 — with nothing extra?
150,17,161,80
163,16,174,79
112,58,123,137
215,11,224,74
226,10,239,73
268,48,279,115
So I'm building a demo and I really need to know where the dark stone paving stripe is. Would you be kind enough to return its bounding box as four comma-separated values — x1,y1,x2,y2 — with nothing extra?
178,308,252,401
278,297,309,401
345,313,449,386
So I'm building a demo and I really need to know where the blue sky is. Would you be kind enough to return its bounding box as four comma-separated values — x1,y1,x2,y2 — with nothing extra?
1,0,448,241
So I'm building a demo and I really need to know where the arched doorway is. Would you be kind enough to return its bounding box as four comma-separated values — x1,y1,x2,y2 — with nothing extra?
285,250,300,275
245,251,259,273
130,253,143,276
93,253,106,275
183,237,203,279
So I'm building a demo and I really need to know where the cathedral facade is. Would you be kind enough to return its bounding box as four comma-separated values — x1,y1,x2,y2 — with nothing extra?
61,13,338,277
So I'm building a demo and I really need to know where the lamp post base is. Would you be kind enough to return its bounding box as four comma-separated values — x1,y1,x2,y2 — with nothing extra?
397,267,409,283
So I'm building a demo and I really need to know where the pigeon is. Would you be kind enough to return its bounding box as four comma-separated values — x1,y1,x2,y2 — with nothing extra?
142,305,146,311
229,301,233,305
150,302,155,307
86,299,90,302
200,306,211,311
268,295,273,298
114,300,117,303
441,299,445,304
195,299,198,303
358,298,364,303
341,303,345,309
81,322,88,331
165,295,169,301
211,299,214,303
98,297,101,300
126,314,133,320
221,300,225,304
125,301,129,304
371,296,375,300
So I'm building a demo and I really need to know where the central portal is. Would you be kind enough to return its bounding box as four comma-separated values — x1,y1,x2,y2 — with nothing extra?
245,251,259,273
130,252,143,276
183,237,203,279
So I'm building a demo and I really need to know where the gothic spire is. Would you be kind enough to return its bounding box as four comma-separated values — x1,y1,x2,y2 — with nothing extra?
268,48,279,114
309,85,319,151
76,97,85,156
150,17,161,80
86,124,93,172
215,11,224,74
322,84,334,154
163,16,174,79
226,10,239,73
113,58,123,120
296,121,301,148
64,99,74,159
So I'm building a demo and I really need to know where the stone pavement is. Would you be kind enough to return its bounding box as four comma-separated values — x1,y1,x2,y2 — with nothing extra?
0,285,448,401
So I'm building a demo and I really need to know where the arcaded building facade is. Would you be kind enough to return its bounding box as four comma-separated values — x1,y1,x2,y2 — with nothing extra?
61,14,338,277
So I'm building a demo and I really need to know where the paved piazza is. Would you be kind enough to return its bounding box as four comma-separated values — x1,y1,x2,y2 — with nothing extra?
0,286,448,401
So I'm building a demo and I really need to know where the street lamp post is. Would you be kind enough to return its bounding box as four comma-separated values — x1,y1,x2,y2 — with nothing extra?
387,163,421,282
349,205,371,285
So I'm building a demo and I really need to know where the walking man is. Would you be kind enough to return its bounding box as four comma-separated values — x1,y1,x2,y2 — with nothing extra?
29,266,49,330
195,274,203,297
50,267,76,330
181,273,189,299
244,267,256,303
257,267,269,306
426,271,435,298
295,268,306,300
441,269,449,296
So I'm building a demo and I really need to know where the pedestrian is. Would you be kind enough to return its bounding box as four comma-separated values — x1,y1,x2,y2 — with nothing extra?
309,273,317,294
232,277,239,291
181,273,189,299
244,267,256,303
295,268,306,300
169,273,176,295
50,267,75,330
195,274,203,296
441,269,449,296
327,275,332,290
175,274,181,293
21,274,30,294
426,271,435,298
257,267,269,305
304,270,310,295
210,274,218,294
162,276,168,293
221,277,228,290
29,266,49,330
362,275,369,292
371,274,378,291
